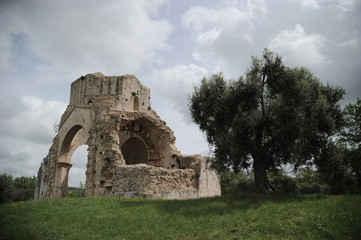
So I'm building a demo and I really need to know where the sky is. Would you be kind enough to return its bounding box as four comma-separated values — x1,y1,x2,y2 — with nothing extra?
0,0,360,187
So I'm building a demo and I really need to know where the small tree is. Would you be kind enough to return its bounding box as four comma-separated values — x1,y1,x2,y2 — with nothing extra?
13,176,37,201
189,49,344,192
0,173,15,204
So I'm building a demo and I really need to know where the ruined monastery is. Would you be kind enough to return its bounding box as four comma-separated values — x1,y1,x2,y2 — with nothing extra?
34,73,221,199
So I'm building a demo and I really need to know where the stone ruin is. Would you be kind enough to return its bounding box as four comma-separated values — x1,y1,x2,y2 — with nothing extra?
34,73,221,199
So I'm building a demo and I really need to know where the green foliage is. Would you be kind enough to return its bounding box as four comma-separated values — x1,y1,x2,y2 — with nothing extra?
0,173,16,204
295,167,321,184
189,49,344,192
14,176,37,190
220,170,255,194
341,98,361,190
294,167,324,194
315,141,360,194
66,182,86,198
310,98,361,194
1,193,360,239
342,98,361,148
0,173,37,204
297,182,322,194
270,174,297,194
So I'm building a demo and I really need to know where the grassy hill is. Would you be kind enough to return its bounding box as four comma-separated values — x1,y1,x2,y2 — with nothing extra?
0,192,360,240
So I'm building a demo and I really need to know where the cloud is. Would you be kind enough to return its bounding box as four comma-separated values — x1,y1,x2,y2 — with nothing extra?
181,0,267,33
181,6,247,32
287,0,359,11
300,0,322,9
336,0,359,12
0,139,50,177
268,24,329,67
0,0,172,78
0,32,13,71
0,95,67,144
180,1,268,78
68,145,88,187
340,39,358,47
147,64,207,117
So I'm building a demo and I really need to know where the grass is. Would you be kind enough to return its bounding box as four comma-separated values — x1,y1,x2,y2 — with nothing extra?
0,192,360,240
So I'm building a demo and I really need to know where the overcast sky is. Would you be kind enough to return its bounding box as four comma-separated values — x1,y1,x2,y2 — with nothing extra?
0,0,360,187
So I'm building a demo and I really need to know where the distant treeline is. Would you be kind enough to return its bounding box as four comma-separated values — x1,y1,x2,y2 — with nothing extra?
221,166,360,195
0,174,36,204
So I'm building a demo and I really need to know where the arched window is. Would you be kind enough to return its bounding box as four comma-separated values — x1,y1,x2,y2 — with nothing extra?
121,137,148,165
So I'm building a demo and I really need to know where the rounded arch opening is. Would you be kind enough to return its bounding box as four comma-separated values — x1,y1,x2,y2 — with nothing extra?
60,125,83,155
121,137,148,165
56,125,90,198
68,145,88,188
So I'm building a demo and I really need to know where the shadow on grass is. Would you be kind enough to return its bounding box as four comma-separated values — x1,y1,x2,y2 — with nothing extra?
108,191,328,218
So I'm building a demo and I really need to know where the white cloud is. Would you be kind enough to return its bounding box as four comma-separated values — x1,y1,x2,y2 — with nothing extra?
0,95,67,144
197,29,222,45
180,1,268,78
192,51,202,61
340,38,359,47
287,0,359,11
301,0,322,8
1,0,172,78
181,2,265,33
268,24,329,67
242,34,253,43
147,64,207,116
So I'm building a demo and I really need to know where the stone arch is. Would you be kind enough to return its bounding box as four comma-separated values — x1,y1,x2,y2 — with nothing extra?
121,137,149,165
54,125,90,198
60,125,83,156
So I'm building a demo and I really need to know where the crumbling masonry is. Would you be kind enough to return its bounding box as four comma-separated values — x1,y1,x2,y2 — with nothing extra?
34,73,221,199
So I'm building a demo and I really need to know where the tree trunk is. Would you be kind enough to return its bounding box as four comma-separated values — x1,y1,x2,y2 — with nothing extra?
253,155,275,193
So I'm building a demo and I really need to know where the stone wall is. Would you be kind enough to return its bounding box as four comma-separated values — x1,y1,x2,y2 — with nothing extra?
111,164,197,198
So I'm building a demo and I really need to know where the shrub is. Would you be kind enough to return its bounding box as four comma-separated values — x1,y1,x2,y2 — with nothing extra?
220,170,255,194
298,182,321,194
0,174,36,203
0,173,15,204
67,182,86,198
270,175,297,194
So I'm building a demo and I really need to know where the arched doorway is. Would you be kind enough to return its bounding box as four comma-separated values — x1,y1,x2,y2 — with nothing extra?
55,125,89,198
121,137,148,165
68,145,88,188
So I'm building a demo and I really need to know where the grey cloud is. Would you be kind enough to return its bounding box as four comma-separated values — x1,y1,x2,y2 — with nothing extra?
0,96,66,144
1,0,173,76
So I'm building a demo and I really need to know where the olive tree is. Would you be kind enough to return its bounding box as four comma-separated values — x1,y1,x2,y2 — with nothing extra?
189,49,344,192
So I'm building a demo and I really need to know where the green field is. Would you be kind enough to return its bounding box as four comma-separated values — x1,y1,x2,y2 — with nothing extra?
0,192,360,240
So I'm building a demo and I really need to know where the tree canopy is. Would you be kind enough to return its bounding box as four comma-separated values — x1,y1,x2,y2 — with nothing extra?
189,49,345,192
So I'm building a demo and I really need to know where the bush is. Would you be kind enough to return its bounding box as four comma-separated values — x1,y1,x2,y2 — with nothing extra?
270,175,297,194
298,182,321,194
220,170,255,194
67,182,86,198
0,173,15,204
0,174,37,204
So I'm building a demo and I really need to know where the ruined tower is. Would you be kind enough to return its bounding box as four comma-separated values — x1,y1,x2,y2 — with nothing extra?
35,73,221,199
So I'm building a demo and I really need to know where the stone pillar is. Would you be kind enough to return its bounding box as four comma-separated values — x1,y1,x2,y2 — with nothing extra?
54,162,72,198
